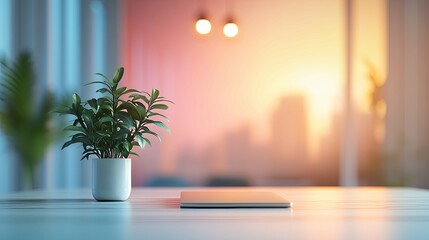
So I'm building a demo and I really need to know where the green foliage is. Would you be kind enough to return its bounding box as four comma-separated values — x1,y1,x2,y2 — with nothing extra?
0,53,54,185
56,67,172,160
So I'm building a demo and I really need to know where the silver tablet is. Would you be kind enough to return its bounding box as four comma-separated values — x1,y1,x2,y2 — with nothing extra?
180,191,292,208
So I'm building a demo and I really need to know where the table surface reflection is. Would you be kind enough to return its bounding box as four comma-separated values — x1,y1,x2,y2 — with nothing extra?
1,187,428,240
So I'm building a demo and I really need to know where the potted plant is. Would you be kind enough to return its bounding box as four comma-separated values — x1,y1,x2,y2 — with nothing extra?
56,67,171,201
0,53,55,190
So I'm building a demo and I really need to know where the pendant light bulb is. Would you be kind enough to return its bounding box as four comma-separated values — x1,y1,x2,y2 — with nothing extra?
223,21,238,38
196,16,211,35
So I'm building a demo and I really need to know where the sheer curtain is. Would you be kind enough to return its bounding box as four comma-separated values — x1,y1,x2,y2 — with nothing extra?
0,0,13,193
0,0,120,193
386,0,429,188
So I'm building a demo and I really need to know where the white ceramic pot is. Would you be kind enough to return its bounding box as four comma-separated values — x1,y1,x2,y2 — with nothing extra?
92,158,131,201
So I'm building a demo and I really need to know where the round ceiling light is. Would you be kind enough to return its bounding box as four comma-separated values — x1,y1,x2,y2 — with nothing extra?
223,22,239,38
196,18,212,35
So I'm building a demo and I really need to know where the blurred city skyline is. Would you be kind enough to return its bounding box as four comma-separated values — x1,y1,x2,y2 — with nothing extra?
140,92,383,187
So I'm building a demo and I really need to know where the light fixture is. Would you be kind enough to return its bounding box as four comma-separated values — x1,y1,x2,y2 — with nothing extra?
223,19,239,38
223,0,239,38
195,15,211,35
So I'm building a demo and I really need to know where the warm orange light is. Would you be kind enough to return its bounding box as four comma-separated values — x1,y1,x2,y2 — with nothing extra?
223,22,239,38
196,19,211,35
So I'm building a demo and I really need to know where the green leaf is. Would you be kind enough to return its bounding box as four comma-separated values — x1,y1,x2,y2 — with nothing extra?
141,128,161,142
113,67,124,83
82,112,93,127
151,88,160,102
94,73,113,84
81,154,90,160
130,93,150,104
61,136,91,149
81,152,97,160
72,93,81,106
136,105,147,120
115,86,127,96
147,112,169,121
64,125,86,133
123,89,140,95
96,131,111,137
151,104,168,110
153,121,170,133
99,103,114,113
54,106,73,115
129,93,140,99
99,115,114,124
97,97,110,105
117,111,136,128
123,141,131,152
112,128,129,140
122,151,130,158
96,88,110,94
60,142,71,152
118,102,140,120
76,105,85,116
141,95,150,104
87,98,98,113
143,137,152,146
135,133,146,149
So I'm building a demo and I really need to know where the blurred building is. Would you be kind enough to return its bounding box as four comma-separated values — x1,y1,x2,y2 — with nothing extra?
315,113,341,186
270,95,310,183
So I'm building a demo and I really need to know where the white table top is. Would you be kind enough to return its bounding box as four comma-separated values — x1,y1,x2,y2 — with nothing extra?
1,187,428,240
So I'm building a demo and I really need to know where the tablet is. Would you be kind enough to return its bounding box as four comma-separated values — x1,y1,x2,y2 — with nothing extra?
180,191,292,208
